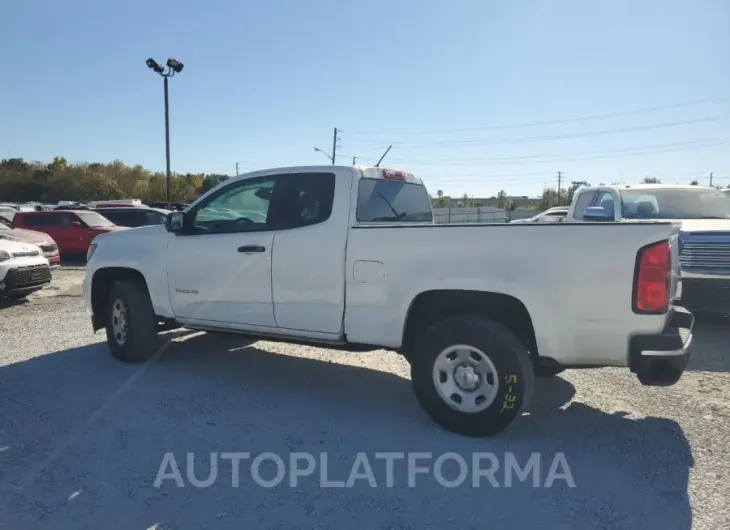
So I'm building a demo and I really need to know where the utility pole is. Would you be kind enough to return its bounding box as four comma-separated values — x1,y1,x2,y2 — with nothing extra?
557,171,562,206
710,172,713,187
235,162,240,176
352,156,356,165
331,127,338,165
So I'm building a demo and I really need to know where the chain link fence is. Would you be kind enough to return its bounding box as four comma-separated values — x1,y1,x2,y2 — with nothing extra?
432,207,541,224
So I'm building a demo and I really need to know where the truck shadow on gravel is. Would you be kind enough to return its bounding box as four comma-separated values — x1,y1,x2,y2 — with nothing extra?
0,332,692,530
686,316,730,372
0,298,28,310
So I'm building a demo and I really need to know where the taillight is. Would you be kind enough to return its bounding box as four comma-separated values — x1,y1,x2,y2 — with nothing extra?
381,169,408,181
633,240,671,314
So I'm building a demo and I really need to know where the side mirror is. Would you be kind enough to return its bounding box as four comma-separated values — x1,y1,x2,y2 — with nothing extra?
582,206,614,222
166,211,186,233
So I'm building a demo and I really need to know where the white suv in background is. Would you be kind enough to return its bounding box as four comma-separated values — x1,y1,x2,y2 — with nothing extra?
510,206,569,224
0,239,52,301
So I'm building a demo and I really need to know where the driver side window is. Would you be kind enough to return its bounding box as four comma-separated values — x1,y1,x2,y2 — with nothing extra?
193,176,276,234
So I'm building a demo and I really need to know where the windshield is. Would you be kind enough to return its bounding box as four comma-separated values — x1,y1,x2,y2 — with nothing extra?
76,211,115,227
356,178,433,223
620,188,730,220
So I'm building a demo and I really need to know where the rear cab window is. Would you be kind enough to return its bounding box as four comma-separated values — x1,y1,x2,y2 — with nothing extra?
356,169,433,223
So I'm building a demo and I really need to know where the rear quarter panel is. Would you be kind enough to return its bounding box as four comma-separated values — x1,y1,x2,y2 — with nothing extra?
344,222,680,367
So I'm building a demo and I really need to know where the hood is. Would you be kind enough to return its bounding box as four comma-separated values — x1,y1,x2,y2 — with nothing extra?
93,224,164,243
673,219,730,233
0,238,42,255
0,227,53,244
91,225,129,233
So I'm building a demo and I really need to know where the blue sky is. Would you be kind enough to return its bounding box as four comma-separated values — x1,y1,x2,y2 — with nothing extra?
2,0,728,197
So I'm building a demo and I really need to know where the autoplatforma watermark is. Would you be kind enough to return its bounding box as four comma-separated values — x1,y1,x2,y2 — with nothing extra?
153,452,575,489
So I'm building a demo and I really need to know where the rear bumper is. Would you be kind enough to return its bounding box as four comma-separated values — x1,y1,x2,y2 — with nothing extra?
629,306,694,386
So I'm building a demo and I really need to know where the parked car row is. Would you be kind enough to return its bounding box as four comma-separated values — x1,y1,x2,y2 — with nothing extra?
0,201,174,302
5,205,170,256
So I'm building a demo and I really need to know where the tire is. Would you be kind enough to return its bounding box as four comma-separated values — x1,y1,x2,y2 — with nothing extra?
106,279,161,363
534,365,566,378
410,314,535,437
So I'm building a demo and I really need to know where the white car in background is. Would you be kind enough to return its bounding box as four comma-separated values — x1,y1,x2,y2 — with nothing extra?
0,239,52,300
510,206,569,224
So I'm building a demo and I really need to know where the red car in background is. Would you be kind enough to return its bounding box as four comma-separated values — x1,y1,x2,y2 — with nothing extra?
12,210,127,255
0,223,61,266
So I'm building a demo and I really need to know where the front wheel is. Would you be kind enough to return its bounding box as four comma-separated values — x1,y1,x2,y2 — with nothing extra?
410,314,535,437
106,279,162,363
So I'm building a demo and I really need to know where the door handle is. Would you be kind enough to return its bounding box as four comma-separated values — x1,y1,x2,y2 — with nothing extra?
238,245,266,253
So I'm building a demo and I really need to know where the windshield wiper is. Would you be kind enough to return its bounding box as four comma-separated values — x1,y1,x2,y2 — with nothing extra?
697,216,730,219
374,191,402,217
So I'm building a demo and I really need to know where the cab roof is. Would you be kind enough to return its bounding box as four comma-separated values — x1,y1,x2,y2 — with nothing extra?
229,165,424,186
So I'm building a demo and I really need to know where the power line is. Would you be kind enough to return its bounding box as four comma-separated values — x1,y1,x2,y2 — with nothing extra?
364,141,723,167
346,98,726,135
424,174,730,196
346,117,720,148
420,170,723,185
363,139,719,165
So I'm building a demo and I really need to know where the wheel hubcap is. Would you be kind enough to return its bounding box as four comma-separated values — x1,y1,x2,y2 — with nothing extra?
432,345,499,413
454,364,480,390
111,298,128,345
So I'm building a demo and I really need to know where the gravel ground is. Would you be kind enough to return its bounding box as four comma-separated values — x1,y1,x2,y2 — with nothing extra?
0,268,729,529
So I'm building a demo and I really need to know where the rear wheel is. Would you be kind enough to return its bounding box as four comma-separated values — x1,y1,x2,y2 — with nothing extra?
106,279,161,363
410,314,535,437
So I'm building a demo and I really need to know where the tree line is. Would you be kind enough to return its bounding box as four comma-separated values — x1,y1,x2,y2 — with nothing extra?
0,157,230,204
2,158,725,208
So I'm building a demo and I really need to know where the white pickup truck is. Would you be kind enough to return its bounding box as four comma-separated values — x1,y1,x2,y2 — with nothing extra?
83,166,694,437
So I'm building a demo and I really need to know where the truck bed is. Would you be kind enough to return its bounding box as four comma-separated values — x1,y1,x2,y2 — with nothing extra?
344,221,681,367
